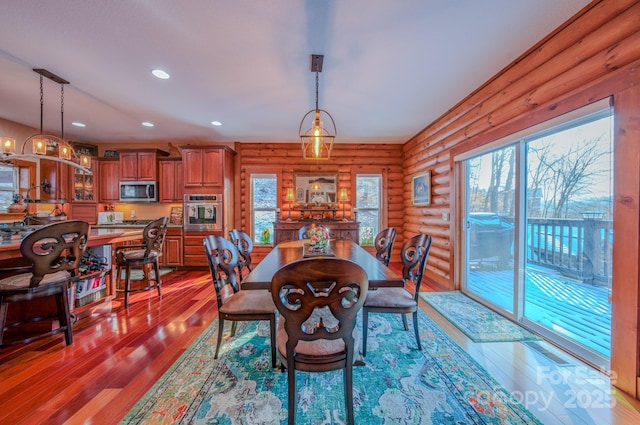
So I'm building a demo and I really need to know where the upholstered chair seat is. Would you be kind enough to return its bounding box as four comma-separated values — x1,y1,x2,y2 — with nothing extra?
0,271,72,290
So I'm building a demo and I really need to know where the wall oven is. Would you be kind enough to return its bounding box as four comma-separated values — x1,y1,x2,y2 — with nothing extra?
183,194,222,231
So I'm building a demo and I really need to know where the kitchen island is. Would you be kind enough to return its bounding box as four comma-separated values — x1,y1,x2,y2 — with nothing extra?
0,227,145,325
0,227,143,261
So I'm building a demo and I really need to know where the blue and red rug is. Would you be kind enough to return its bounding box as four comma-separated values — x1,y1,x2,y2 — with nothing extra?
121,308,541,424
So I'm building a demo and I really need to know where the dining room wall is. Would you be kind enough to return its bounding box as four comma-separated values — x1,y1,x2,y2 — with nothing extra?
235,142,404,262
401,0,640,396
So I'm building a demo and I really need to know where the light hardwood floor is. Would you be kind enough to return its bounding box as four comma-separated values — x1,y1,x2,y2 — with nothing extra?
0,269,639,424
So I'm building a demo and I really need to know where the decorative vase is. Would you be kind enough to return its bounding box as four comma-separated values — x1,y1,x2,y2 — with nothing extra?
8,201,26,213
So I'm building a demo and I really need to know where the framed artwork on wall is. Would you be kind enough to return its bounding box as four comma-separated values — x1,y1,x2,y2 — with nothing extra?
411,171,431,206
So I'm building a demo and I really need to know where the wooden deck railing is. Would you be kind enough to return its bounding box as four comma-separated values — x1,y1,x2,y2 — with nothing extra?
525,218,612,285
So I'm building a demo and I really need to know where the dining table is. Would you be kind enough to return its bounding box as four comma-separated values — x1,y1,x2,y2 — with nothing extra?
242,239,404,290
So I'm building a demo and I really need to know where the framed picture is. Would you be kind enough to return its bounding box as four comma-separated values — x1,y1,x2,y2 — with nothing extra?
293,173,337,206
170,206,183,225
69,141,98,157
412,171,431,206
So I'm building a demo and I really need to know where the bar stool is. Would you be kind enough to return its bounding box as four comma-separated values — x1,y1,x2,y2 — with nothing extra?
115,217,168,307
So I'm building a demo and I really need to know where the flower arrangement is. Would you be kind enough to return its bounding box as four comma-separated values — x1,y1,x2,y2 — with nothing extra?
308,226,330,248
360,226,374,245
260,228,272,245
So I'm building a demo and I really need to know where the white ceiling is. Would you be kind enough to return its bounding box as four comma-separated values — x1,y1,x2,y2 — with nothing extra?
0,0,590,146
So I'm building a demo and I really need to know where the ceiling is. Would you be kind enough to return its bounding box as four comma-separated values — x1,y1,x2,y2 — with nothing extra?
0,0,591,146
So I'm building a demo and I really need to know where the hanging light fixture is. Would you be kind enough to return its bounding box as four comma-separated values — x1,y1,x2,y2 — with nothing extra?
299,54,336,160
1,69,92,173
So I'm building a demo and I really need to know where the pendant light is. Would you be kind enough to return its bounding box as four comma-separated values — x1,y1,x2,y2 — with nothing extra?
299,54,336,160
1,69,92,173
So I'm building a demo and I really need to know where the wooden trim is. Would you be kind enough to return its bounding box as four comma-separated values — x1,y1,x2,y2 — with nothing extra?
610,84,640,396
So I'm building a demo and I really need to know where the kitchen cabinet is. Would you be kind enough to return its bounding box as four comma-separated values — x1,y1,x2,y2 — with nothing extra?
159,159,184,202
73,161,96,202
160,228,183,267
181,146,235,189
69,202,98,224
39,159,71,202
183,231,219,267
273,221,360,245
119,149,168,181
98,158,119,203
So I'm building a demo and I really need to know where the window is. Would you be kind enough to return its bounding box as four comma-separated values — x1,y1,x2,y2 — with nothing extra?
356,175,381,245
251,174,278,245
0,165,18,211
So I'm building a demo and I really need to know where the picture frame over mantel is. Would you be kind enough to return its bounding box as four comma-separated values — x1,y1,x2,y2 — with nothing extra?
293,173,337,206
411,171,431,206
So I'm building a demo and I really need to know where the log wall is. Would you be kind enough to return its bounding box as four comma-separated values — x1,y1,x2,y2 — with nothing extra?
402,0,640,396
236,142,404,262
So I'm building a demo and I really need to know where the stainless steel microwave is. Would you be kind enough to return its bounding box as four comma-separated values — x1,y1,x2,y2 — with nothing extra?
119,181,157,202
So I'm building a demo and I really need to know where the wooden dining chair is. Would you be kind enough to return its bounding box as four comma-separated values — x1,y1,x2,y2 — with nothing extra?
115,217,168,307
374,227,397,266
204,235,277,367
228,229,253,282
271,257,368,425
362,233,432,356
0,220,90,347
297,223,328,240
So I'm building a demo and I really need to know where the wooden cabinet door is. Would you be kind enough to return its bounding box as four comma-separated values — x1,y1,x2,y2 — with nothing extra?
182,149,204,187
119,152,138,180
161,236,183,266
98,160,120,203
159,160,183,202
119,152,157,181
136,152,156,180
159,160,175,202
175,161,184,200
69,203,98,224
201,149,222,186
182,148,223,187
39,159,70,202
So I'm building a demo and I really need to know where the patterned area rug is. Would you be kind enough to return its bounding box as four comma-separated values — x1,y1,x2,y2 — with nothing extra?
421,291,541,343
121,308,541,424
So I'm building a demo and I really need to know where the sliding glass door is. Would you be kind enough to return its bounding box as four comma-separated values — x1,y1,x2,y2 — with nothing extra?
464,145,517,314
460,105,613,367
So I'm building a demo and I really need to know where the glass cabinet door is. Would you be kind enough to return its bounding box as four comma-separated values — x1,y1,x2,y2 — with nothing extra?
74,163,95,201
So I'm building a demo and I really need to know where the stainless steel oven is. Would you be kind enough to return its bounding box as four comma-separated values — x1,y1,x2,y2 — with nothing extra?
183,194,222,231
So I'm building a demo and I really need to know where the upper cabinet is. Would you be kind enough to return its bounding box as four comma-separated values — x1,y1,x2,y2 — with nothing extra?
98,158,120,203
39,159,71,202
159,158,183,202
72,161,96,202
119,149,168,181
182,147,224,188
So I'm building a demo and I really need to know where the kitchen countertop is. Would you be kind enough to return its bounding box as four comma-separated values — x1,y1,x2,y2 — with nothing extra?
92,224,183,229
0,228,144,260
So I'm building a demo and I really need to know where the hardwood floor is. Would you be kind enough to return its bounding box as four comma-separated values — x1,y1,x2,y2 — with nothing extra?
1,268,639,424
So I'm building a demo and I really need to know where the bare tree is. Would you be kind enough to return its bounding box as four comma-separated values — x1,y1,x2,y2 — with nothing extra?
530,135,608,218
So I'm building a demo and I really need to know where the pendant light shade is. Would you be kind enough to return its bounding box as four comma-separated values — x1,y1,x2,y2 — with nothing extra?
1,69,92,174
299,55,336,160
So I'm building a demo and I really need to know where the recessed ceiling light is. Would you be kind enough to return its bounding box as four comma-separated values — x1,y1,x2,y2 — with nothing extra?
142,121,154,127
151,69,170,79
211,121,222,126
71,122,86,128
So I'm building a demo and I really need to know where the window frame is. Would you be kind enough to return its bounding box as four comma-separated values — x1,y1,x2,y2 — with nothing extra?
250,173,279,246
355,173,383,246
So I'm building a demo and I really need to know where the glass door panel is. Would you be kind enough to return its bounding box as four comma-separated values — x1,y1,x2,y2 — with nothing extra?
523,113,613,364
464,145,516,313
